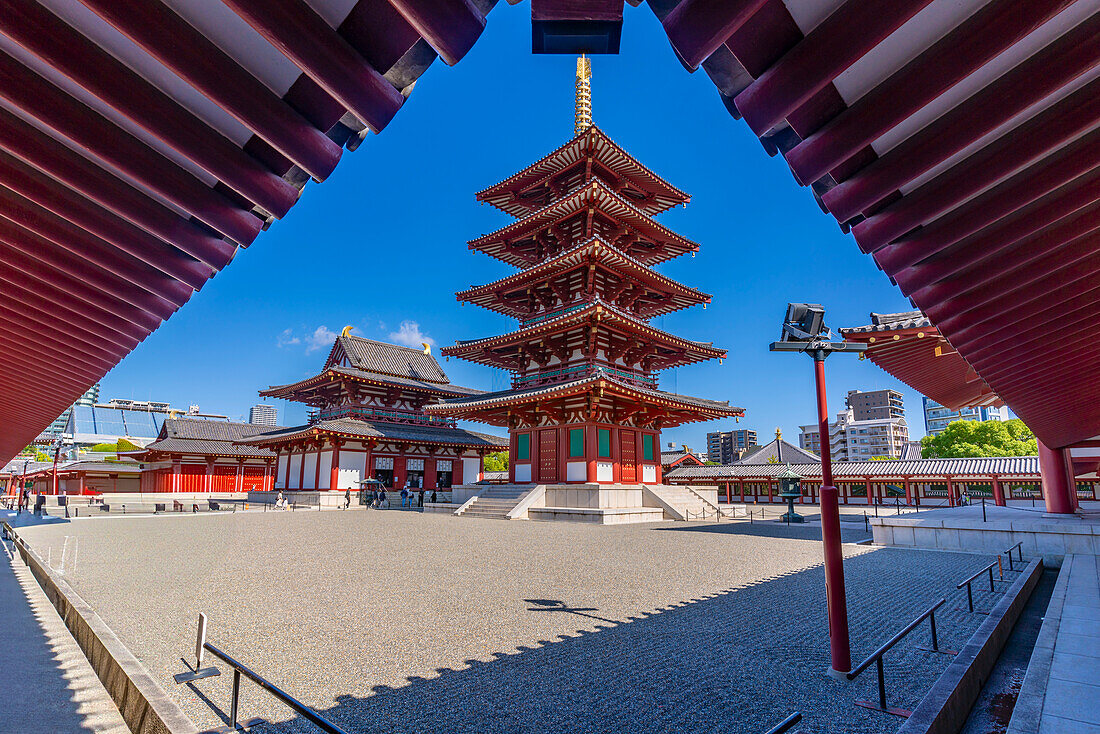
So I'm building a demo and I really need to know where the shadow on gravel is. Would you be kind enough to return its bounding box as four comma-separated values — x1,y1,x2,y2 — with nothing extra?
248,548,1009,734
653,520,869,543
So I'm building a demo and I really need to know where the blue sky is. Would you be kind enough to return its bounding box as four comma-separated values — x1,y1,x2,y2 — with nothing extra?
101,3,928,445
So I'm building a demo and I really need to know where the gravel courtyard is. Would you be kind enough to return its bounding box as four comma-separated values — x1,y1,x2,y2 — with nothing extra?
19,510,1014,734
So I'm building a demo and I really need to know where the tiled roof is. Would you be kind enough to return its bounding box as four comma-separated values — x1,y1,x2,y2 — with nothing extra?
737,439,819,465
239,419,507,449
840,311,932,334
141,438,274,458
429,370,741,415
31,460,142,475
660,450,704,467
901,441,924,461
666,456,1041,481
325,334,448,384
162,418,278,442
261,365,483,399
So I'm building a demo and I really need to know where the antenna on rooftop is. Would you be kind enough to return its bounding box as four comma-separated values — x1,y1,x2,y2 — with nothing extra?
575,55,592,136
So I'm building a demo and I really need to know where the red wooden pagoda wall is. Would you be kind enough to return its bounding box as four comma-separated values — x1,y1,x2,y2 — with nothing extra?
509,423,662,485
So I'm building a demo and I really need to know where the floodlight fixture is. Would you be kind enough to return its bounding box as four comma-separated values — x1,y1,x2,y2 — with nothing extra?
770,303,868,356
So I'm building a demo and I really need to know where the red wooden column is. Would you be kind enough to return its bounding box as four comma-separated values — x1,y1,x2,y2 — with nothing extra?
903,477,912,506
330,439,341,491
365,441,376,484
1039,440,1075,514
766,480,773,503
585,424,597,483
235,460,244,493
508,430,517,484
865,477,873,505
739,479,745,503
947,477,956,507
204,458,214,493
991,475,1006,507
172,459,181,492
265,460,274,491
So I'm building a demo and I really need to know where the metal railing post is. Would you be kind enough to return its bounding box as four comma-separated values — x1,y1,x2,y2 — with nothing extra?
876,657,887,710
230,668,240,731
965,582,974,613
929,610,938,651
988,565,995,592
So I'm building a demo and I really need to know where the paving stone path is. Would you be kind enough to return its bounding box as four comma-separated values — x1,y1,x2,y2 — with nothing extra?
19,511,1022,734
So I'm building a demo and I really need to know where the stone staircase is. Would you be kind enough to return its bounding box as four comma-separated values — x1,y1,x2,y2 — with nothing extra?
458,485,536,520
645,485,718,520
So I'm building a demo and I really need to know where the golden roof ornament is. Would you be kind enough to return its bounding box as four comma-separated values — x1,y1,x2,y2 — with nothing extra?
575,55,592,136
775,426,783,441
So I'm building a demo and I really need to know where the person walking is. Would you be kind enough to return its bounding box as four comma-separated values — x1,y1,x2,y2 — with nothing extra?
417,488,424,509
379,487,388,509
343,487,351,510
400,484,409,508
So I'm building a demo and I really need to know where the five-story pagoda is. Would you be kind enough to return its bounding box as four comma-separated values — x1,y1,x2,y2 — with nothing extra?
427,58,742,485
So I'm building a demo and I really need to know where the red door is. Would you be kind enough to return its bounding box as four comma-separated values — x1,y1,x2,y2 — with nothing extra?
620,430,637,483
538,429,559,483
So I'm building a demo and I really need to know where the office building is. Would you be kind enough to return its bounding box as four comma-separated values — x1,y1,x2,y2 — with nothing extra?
923,398,1007,436
800,408,910,461
43,383,101,440
846,389,904,420
707,429,758,464
249,404,278,426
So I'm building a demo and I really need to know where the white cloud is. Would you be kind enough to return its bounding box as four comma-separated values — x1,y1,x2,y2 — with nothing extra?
389,320,434,348
305,325,338,353
277,328,300,347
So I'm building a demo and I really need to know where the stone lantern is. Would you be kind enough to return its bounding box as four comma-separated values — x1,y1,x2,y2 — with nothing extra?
776,464,805,523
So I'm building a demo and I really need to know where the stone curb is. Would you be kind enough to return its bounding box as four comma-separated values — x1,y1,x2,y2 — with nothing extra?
4,523,199,734
1006,555,1072,734
897,557,1043,734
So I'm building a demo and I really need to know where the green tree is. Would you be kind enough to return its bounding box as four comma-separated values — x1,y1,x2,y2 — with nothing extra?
34,451,51,462
90,442,118,452
921,418,1036,459
483,451,508,472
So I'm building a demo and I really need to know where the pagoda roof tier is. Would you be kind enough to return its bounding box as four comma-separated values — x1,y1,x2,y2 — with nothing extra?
469,178,700,268
425,371,743,429
441,301,725,372
476,126,690,217
259,366,484,406
456,237,710,320
237,418,507,450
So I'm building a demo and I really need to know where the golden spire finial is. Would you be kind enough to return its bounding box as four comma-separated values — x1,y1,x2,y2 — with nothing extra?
776,426,782,441
574,55,592,136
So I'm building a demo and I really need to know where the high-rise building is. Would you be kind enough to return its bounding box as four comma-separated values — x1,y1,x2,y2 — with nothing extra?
923,397,1007,436
706,429,758,464
44,383,101,439
846,389,904,420
800,408,910,461
249,404,278,426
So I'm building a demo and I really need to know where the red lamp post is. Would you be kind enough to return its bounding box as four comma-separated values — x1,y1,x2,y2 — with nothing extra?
772,303,867,676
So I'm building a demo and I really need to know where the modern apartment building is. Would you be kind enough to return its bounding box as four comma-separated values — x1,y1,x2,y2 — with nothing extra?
43,383,101,440
707,429,758,464
249,404,279,426
846,389,904,420
800,409,910,461
923,397,1007,436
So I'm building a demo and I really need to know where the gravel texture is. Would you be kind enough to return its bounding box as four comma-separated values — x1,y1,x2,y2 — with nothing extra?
19,510,1018,734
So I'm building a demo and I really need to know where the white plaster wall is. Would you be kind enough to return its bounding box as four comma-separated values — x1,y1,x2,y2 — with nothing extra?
338,451,367,489
641,464,657,483
462,457,481,483
317,451,333,490
566,462,586,481
302,452,318,489
515,463,532,482
287,454,301,489
596,462,613,482
275,454,288,489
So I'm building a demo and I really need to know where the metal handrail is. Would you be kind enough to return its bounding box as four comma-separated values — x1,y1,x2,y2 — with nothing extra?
763,712,802,734
847,599,946,712
1004,541,1024,571
203,642,349,734
176,615,349,734
956,561,998,613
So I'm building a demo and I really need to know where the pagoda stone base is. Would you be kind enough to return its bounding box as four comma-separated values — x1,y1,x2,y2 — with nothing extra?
453,483,719,524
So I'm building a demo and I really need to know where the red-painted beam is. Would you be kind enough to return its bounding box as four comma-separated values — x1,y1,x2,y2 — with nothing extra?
854,77,1100,252
0,281,145,352
895,197,1100,297
0,106,236,269
946,281,1100,350
0,312,122,366
920,231,1100,323
735,0,934,135
0,330,115,375
80,0,341,183
785,0,1072,185
965,304,1100,365
661,0,769,70
978,347,1100,393
221,0,404,134
0,50,263,245
0,254,160,338
878,163,1100,278
1,0,299,219
0,149,213,291
853,96,1100,254
822,14,1100,222
0,187,191,309
0,341,105,385
389,0,485,66
0,225,174,326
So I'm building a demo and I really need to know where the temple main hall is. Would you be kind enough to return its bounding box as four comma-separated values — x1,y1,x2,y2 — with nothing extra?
427,58,741,500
